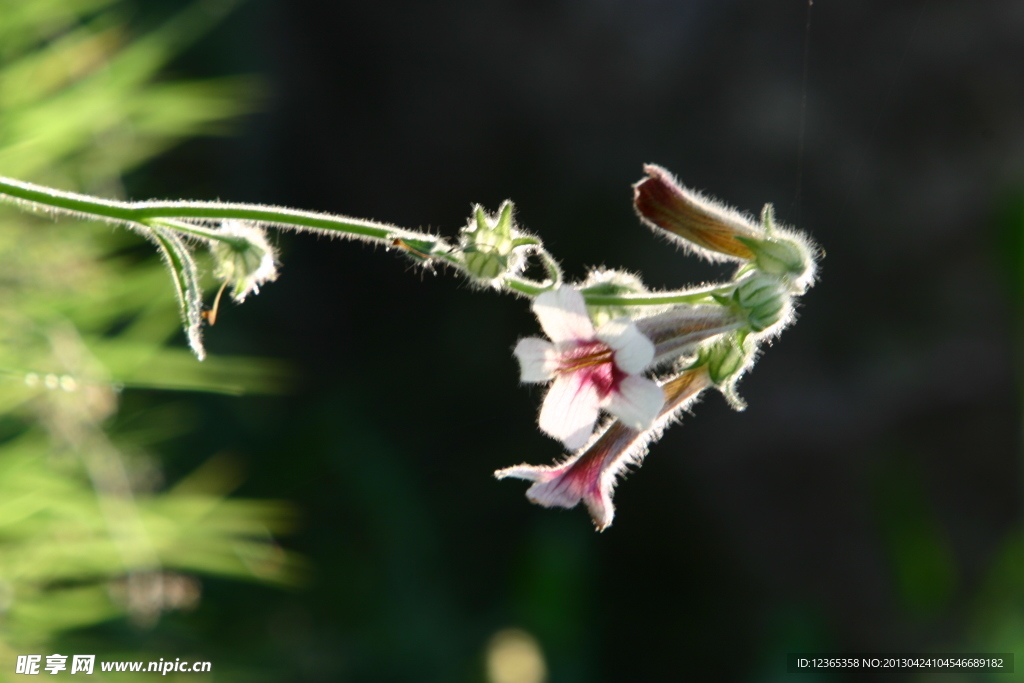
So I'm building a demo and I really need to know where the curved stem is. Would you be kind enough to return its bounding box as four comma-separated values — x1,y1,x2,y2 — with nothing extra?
536,249,563,287
0,175,423,243
145,218,248,248
0,175,734,308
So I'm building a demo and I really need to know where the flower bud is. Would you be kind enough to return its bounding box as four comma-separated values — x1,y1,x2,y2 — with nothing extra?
211,221,278,302
460,201,525,284
735,235,808,279
733,274,789,332
579,269,648,327
736,203,818,292
689,335,752,410
733,274,786,333
633,164,761,261
701,336,748,386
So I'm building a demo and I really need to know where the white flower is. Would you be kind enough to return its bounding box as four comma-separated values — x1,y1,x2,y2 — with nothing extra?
497,366,713,530
514,286,664,450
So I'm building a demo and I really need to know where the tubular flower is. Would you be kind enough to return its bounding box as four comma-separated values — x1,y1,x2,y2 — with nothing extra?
633,164,760,262
634,304,746,366
514,286,664,451
497,367,712,530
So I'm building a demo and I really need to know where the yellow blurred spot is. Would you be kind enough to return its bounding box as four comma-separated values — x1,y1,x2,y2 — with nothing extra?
485,628,547,683
59,375,77,392
44,374,59,390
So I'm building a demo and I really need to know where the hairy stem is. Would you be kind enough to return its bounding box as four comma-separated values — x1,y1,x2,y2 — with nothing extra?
0,175,722,308
0,175,418,241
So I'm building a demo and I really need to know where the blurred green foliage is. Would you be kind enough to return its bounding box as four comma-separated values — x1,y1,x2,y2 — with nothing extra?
872,449,957,616
0,0,299,675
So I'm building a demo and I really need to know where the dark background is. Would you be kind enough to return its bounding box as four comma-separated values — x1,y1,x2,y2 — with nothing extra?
128,0,1024,680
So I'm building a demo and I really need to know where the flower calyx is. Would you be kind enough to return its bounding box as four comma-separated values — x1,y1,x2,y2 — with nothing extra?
578,268,650,327
210,221,278,303
459,200,531,285
691,334,752,410
723,273,791,333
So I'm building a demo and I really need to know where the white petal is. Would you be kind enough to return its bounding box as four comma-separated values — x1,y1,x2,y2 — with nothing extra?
513,337,558,382
538,372,600,450
596,318,654,374
527,477,584,510
533,287,594,345
494,463,559,484
583,486,614,531
604,375,664,431
495,459,595,513
498,459,584,508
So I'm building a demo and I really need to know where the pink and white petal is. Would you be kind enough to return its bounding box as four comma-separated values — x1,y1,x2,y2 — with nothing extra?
513,337,558,382
581,481,614,531
493,461,581,509
538,372,601,450
604,374,664,431
495,443,617,529
532,287,594,345
596,318,655,374
494,462,562,485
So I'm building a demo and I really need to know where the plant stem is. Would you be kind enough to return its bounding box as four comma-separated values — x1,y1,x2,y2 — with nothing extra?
0,175,420,242
583,285,734,306
0,175,731,308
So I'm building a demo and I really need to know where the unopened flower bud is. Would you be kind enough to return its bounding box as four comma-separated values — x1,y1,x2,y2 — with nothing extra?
579,269,648,327
700,336,748,386
460,201,525,284
736,204,818,291
211,221,278,302
692,335,752,410
633,164,761,262
733,274,789,332
735,235,808,279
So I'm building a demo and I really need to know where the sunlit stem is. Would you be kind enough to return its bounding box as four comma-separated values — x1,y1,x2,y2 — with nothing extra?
0,175,424,243
510,237,540,248
0,174,733,307
536,248,563,287
583,283,735,307
146,217,249,249
504,277,549,297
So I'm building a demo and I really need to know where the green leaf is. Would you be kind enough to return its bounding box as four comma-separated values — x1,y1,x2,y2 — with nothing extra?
146,226,205,360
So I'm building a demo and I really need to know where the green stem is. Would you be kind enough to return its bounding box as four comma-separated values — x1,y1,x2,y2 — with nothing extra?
504,277,549,297
0,175,422,243
146,218,248,249
510,237,540,248
583,285,735,307
536,249,563,287
0,175,732,307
